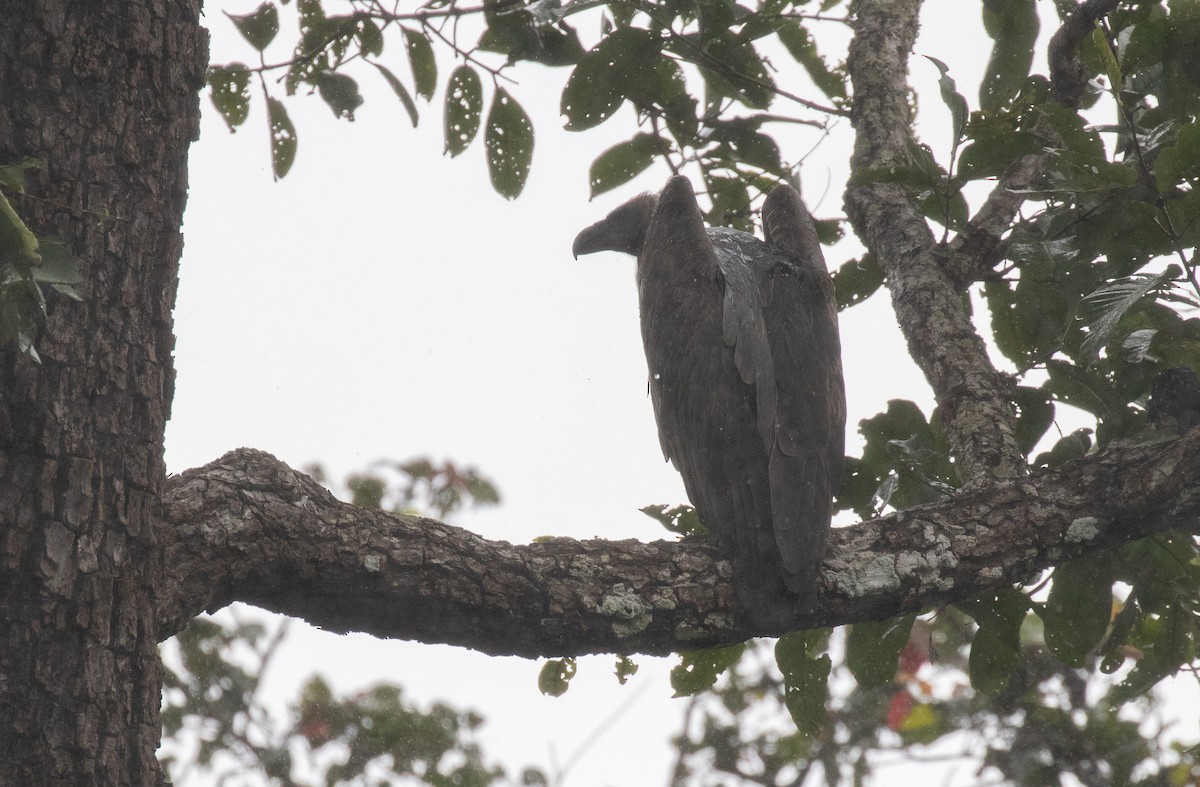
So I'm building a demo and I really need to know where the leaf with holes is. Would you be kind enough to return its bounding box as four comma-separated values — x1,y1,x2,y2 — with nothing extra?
561,28,657,131
537,658,576,697
312,70,362,120
267,97,297,179
444,65,482,157
208,64,252,130
485,88,533,199
227,3,279,52
670,644,745,696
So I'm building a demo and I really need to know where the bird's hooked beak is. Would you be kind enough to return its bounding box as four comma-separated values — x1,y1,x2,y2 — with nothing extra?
572,192,656,258
572,223,606,259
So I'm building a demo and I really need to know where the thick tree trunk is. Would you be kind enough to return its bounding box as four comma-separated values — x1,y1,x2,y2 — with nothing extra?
0,3,205,784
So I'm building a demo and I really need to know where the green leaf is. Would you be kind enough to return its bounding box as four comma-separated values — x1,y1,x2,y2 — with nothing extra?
639,503,706,538
537,658,577,697
1154,121,1200,193
1011,385,1054,455
403,29,437,101
356,17,383,58
772,19,847,101
444,65,483,157
1041,554,1114,667
704,175,751,230
34,239,82,300
924,56,968,143
979,0,1039,110
588,134,663,197
831,255,884,309
775,631,830,736
0,157,43,192
1111,603,1196,704
710,118,783,175
208,64,252,131
837,400,946,519
561,29,654,131
1091,25,1123,94
266,97,297,179
670,644,745,696
312,70,362,120
958,588,1030,694
485,88,533,199
1079,270,1175,361
614,655,638,685
0,189,41,267
478,7,584,66
846,617,913,688
371,63,419,128
688,30,774,109
226,3,280,52
955,130,1042,183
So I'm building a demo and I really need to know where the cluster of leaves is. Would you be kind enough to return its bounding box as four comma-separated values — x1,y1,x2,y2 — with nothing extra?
211,0,849,212
0,159,81,361
162,615,527,786
667,609,1199,786
161,458,517,786
305,456,499,520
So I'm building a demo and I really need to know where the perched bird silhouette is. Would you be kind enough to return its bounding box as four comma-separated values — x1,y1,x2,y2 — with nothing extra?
573,176,845,620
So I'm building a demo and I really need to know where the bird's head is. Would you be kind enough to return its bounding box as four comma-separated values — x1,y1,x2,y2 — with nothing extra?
572,193,658,258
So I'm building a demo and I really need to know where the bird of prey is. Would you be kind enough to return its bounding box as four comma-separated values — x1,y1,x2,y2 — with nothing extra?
573,176,845,621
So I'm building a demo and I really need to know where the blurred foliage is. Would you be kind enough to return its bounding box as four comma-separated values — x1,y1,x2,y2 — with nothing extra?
326,456,500,520
195,0,1200,784
667,609,1200,786
161,613,525,786
160,456,521,786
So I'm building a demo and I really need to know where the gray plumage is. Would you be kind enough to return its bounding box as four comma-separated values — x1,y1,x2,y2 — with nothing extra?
573,176,845,619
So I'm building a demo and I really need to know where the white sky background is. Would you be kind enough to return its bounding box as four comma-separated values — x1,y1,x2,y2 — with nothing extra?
161,1,1051,784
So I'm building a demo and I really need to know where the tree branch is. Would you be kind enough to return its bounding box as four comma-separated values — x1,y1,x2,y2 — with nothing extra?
156,432,1200,657
843,0,1025,485
945,0,1122,287
1048,0,1122,108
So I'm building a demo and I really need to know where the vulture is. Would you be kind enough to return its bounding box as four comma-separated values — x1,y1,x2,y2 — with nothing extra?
573,176,845,620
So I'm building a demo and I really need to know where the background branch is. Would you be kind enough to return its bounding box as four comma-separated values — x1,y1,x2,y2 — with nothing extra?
844,0,1026,485
946,0,1122,286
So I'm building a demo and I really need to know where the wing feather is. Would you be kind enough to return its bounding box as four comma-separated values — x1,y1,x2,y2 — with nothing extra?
760,183,845,601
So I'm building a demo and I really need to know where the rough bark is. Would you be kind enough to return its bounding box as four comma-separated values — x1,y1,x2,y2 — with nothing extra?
844,0,1027,485
156,434,1200,657
0,3,205,785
